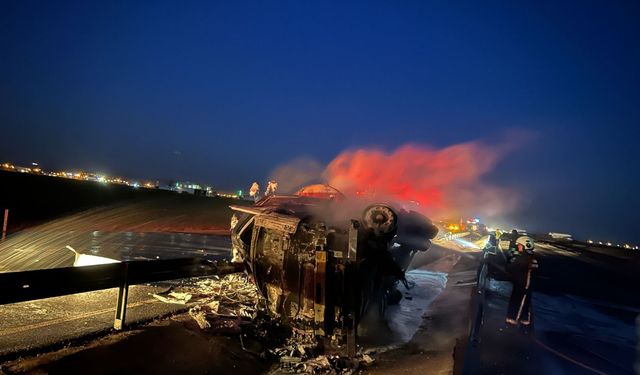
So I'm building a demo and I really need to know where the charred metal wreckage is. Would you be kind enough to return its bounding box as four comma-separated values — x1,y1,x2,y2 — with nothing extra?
229,185,438,355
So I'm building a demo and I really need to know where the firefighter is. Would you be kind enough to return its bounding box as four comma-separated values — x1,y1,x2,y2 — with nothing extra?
249,182,260,202
264,180,278,196
505,235,538,326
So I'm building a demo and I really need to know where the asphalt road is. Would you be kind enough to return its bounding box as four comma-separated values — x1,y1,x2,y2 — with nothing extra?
1,242,476,375
0,229,232,271
2,224,638,374
0,229,483,371
0,226,234,359
0,284,190,358
463,239,640,375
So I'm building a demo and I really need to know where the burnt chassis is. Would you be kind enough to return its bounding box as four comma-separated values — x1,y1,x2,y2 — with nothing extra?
230,195,438,355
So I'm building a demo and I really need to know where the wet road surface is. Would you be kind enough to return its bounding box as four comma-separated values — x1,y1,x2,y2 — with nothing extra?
1,246,474,374
0,230,231,271
0,284,189,358
0,231,233,359
0,221,234,358
463,240,639,375
2,223,638,374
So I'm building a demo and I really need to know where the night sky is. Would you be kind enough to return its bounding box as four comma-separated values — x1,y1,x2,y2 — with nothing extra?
1,1,639,243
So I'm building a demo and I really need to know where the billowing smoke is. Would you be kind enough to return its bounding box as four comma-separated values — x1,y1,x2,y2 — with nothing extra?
270,133,529,220
268,157,325,194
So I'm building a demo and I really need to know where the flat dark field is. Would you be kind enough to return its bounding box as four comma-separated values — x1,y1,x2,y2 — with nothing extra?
0,170,247,235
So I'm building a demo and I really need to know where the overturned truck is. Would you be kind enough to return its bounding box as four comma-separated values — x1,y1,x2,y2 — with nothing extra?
230,185,438,355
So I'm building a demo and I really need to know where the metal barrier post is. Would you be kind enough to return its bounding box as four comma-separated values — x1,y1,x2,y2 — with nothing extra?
0,257,234,326
113,264,129,330
2,209,8,241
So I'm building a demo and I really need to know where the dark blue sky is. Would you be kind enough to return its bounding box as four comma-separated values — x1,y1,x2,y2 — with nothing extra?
1,1,639,243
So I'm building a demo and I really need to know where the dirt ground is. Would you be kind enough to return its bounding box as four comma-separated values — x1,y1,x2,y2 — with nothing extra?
0,316,270,375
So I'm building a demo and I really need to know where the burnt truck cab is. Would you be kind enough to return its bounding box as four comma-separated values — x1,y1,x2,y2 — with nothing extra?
229,185,437,354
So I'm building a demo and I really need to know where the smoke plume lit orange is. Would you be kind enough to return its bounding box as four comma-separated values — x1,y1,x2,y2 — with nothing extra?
271,134,527,220
323,141,518,219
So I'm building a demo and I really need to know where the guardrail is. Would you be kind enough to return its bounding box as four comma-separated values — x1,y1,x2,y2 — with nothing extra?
0,257,239,330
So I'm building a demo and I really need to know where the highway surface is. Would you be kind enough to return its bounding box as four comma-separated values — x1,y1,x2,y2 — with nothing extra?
0,284,189,358
0,230,233,359
0,226,231,271
463,238,639,374
0,203,235,358
1,212,637,374
1,242,476,374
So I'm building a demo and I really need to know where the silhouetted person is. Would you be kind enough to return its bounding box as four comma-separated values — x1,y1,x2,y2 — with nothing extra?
505,235,538,325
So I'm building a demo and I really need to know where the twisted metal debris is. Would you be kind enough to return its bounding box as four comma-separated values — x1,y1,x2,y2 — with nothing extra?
152,272,377,374
152,273,259,327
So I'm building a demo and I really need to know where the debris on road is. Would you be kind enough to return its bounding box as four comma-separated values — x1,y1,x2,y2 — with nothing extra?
188,307,210,329
268,333,377,374
271,351,377,374
152,291,193,304
189,273,258,318
151,273,259,330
